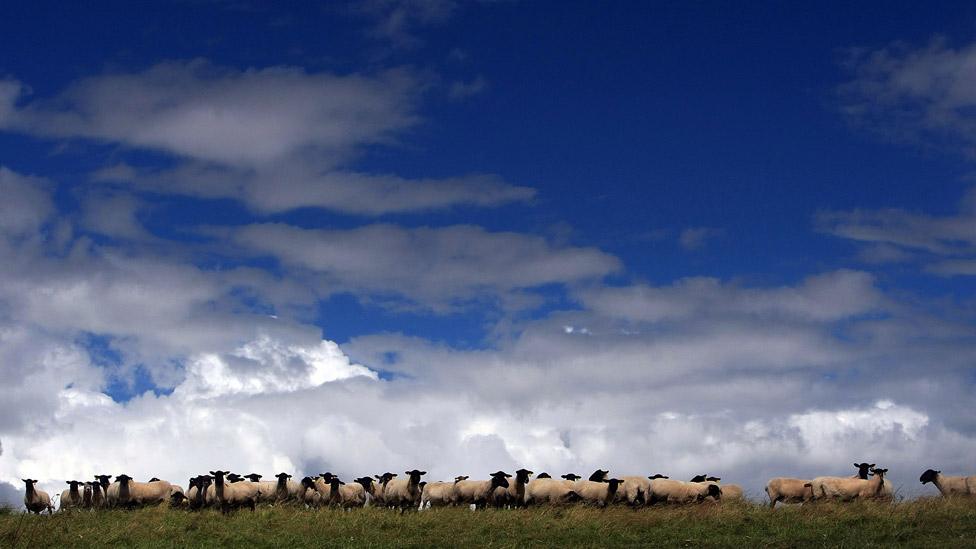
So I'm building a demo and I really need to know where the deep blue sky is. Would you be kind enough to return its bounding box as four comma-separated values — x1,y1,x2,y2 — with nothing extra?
1,1,973,349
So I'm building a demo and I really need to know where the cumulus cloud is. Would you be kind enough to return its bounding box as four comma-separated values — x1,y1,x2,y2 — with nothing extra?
0,166,54,237
840,37,976,155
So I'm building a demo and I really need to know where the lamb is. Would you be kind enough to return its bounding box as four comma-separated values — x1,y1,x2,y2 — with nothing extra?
647,478,722,504
811,467,888,501
59,480,85,511
105,474,175,508
523,477,582,506
693,475,744,503
208,470,260,513
420,477,464,509
383,470,427,511
454,472,511,509
765,478,814,508
919,469,976,497
574,478,626,507
353,477,379,506
22,479,53,514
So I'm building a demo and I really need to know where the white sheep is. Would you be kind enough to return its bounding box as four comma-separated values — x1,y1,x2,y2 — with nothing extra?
59,480,85,511
501,469,533,508
852,463,893,500
105,474,174,508
574,478,625,507
523,477,581,506
454,472,511,509
382,470,427,511
22,479,53,514
648,478,721,504
420,476,464,509
811,467,888,501
919,469,976,497
765,477,814,508
208,470,261,513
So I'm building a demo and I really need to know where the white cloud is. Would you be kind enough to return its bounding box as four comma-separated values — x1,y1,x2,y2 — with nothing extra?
94,162,535,216
1,61,418,167
1,62,534,216
0,166,54,237
840,37,976,155
817,187,976,274
221,222,621,309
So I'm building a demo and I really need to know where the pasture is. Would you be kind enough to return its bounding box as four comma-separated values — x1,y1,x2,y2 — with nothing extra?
2,498,975,548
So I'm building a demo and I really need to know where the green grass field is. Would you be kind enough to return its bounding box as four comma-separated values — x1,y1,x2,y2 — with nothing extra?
2,499,975,548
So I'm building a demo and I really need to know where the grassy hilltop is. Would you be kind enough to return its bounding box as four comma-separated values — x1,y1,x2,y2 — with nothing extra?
2,499,976,548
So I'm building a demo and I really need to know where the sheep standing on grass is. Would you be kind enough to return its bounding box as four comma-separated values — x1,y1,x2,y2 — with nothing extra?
209,470,260,513
648,478,721,504
919,469,976,497
105,475,175,508
501,469,533,508
523,476,581,506
811,467,888,501
455,472,511,509
59,481,85,511
22,479,53,514
420,476,464,509
383,470,427,511
853,463,894,500
765,478,814,508
574,478,626,507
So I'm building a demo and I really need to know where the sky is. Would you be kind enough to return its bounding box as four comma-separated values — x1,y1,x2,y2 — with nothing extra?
1,0,975,506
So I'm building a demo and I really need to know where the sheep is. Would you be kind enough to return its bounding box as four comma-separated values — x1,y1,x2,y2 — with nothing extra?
691,475,744,503
383,470,427,511
919,469,976,497
588,469,610,482
354,477,379,506
310,472,337,504
208,470,260,513
105,474,174,508
537,472,552,479
648,478,722,504
455,472,511,509
853,463,894,500
92,475,112,507
22,479,53,514
615,476,653,507
59,480,85,511
523,477,582,506
765,478,814,508
82,482,94,509
243,473,302,504
420,477,463,509
299,477,323,507
811,467,888,501
326,477,367,508
574,478,626,507
369,472,397,507
499,469,533,508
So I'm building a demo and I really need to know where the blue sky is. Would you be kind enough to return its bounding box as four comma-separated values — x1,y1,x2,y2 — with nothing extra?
1,1,975,503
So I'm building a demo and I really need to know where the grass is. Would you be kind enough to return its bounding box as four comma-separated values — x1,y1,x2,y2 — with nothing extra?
1,499,975,548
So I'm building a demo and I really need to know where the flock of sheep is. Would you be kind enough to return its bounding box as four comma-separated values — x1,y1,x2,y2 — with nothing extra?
18,462,975,515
